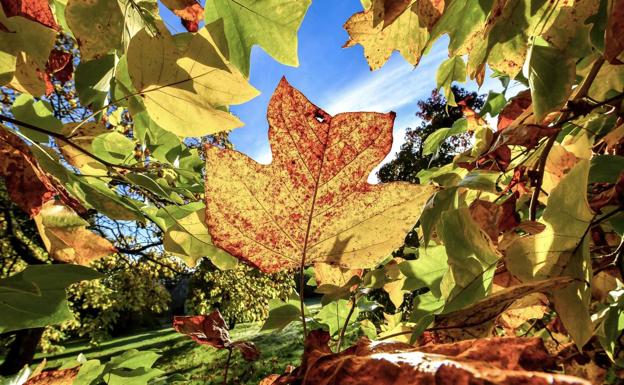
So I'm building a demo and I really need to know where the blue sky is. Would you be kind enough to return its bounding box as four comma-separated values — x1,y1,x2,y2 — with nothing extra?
161,1,505,180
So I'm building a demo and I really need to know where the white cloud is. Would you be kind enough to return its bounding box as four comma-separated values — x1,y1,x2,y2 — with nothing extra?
322,49,447,115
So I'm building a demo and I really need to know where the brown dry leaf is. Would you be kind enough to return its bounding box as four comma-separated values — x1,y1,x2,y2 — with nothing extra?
34,201,116,265
430,277,573,342
0,125,81,216
160,0,204,32
498,90,532,131
173,310,260,361
0,0,58,29
272,332,591,385
370,0,412,27
313,262,362,287
605,0,624,63
499,292,548,331
415,0,444,30
24,367,78,385
591,271,619,302
204,78,437,273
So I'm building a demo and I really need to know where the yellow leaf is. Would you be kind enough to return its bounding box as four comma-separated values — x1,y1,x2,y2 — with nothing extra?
34,201,117,265
344,2,429,70
127,22,259,137
204,79,437,272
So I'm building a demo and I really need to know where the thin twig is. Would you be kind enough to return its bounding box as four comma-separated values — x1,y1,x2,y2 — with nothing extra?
223,348,233,385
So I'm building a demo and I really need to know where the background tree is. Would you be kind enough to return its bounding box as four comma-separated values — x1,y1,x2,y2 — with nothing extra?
378,86,484,183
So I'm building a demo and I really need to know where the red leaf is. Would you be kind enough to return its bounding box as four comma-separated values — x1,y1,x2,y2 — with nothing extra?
161,0,203,32
498,90,532,131
173,311,260,361
0,0,57,29
46,49,73,84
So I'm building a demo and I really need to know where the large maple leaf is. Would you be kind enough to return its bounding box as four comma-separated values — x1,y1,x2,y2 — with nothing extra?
204,78,437,273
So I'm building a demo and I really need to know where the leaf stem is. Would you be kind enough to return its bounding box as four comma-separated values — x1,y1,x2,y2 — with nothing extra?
223,347,233,385
299,263,307,337
336,296,356,352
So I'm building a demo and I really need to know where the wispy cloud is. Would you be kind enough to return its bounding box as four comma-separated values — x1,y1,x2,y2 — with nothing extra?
321,49,448,115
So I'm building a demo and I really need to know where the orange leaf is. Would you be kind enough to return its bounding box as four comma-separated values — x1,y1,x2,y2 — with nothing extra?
204,78,437,273
173,310,260,361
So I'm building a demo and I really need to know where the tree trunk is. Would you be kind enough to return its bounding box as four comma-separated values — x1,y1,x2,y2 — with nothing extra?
0,327,44,376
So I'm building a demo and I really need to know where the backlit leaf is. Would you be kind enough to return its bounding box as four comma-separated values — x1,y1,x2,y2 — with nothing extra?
127,22,259,137
435,55,466,106
203,0,311,76
507,160,595,347
34,201,117,265
316,299,359,336
161,0,203,32
204,78,437,273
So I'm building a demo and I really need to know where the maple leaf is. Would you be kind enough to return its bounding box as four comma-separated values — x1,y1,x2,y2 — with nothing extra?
204,78,437,273
160,0,204,32
173,310,260,361
24,367,78,385
268,332,591,385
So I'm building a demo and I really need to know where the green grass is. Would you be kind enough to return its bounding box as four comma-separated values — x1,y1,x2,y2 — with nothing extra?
34,318,309,384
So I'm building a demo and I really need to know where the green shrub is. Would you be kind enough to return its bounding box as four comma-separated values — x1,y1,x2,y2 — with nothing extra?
185,260,294,325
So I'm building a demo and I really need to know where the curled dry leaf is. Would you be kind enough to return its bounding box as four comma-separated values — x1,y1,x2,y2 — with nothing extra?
267,331,591,385
173,310,260,361
160,0,204,32
498,90,532,131
429,277,573,342
24,367,78,385
204,78,437,273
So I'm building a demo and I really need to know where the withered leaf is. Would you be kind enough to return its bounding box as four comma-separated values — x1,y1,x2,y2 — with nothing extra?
497,90,532,131
160,0,204,32
430,277,574,343
0,126,81,216
24,367,78,385
173,310,260,361
269,332,591,385
605,0,624,63
204,78,437,273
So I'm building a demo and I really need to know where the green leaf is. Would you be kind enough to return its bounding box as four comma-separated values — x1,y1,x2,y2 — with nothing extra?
144,203,238,269
419,187,457,246
0,265,102,333
435,55,466,106
399,245,448,296
527,38,575,121
596,285,624,361
65,0,124,61
261,296,303,332
204,0,312,76
589,155,624,183
315,299,359,336
479,91,507,118
359,319,377,339
106,368,165,385
11,94,62,143
438,208,500,313
422,119,467,156
91,132,135,165
507,160,594,347
457,170,500,192
75,55,116,114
